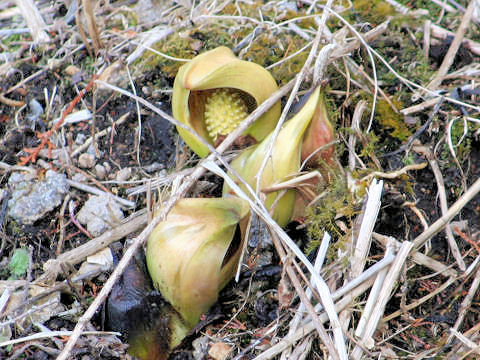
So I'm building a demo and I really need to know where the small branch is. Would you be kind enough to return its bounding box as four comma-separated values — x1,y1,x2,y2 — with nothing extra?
413,176,480,249
430,23,480,55
427,0,476,90
447,265,480,343
0,330,119,348
66,179,135,208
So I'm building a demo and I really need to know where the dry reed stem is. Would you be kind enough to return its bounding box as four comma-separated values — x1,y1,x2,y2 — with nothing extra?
280,233,331,359
339,179,384,332
373,233,458,278
82,0,103,53
14,0,49,44
271,233,341,360
430,23,480,55
351,241,414,359
354,243,394,338
351,179,384,277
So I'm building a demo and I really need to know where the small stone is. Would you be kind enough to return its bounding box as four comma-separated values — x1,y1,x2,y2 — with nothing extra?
72,173,87,183
78,153,95,169
192,336,209,360
95,164,106,180
208,342,232,360
75,133,86,145
77,195,124,236
103,162,111,173
116,167,132,182
64,65,82,76
7,170,69,225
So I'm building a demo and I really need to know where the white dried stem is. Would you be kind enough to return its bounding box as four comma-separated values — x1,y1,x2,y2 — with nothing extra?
339,179,383,331
354,242,394,338
428,155,466,270
66,179,135,208
373,233,458,278
351,241,414,358
401,97,442,115
449,329,480,355
424,19,431,58
430,23,480,55
14,0,50,44
348,100,367,172
351,179,384,277
430,0,457,12
0,330,120,348
281,233,330,360
82,0,103,53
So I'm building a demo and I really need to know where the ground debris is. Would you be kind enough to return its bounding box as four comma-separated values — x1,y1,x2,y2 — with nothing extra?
7,170,69,225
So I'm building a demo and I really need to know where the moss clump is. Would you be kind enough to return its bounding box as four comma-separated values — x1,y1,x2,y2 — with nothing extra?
140,25,249,78
376,98,411,142
353,0,396,24
305,174,357,256
244,33,309,85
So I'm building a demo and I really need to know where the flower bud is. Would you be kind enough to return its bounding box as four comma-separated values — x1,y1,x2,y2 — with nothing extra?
223,86,322,227
172,46,281,157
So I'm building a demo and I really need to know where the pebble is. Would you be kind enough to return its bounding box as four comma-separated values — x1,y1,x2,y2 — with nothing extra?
208,342,232,360
116,167,132,182
72,173,87,183
103,161,111,173
95,164,107,180
78,153,95,168
74,133,86,145
7,170,69,224
192,336,210,360
76,195,124,236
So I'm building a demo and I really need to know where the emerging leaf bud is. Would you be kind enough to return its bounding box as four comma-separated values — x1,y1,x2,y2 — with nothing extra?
300,89,335,169
223,86,322,227
146,197,250,336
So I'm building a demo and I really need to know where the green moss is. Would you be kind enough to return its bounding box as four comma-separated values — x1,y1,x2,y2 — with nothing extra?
244,33,310,85
352,0,396,24
305,174,357,257
376,98,411,141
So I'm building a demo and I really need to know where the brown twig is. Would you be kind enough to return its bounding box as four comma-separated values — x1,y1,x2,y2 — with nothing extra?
413,177,480,250
18,75,97,166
